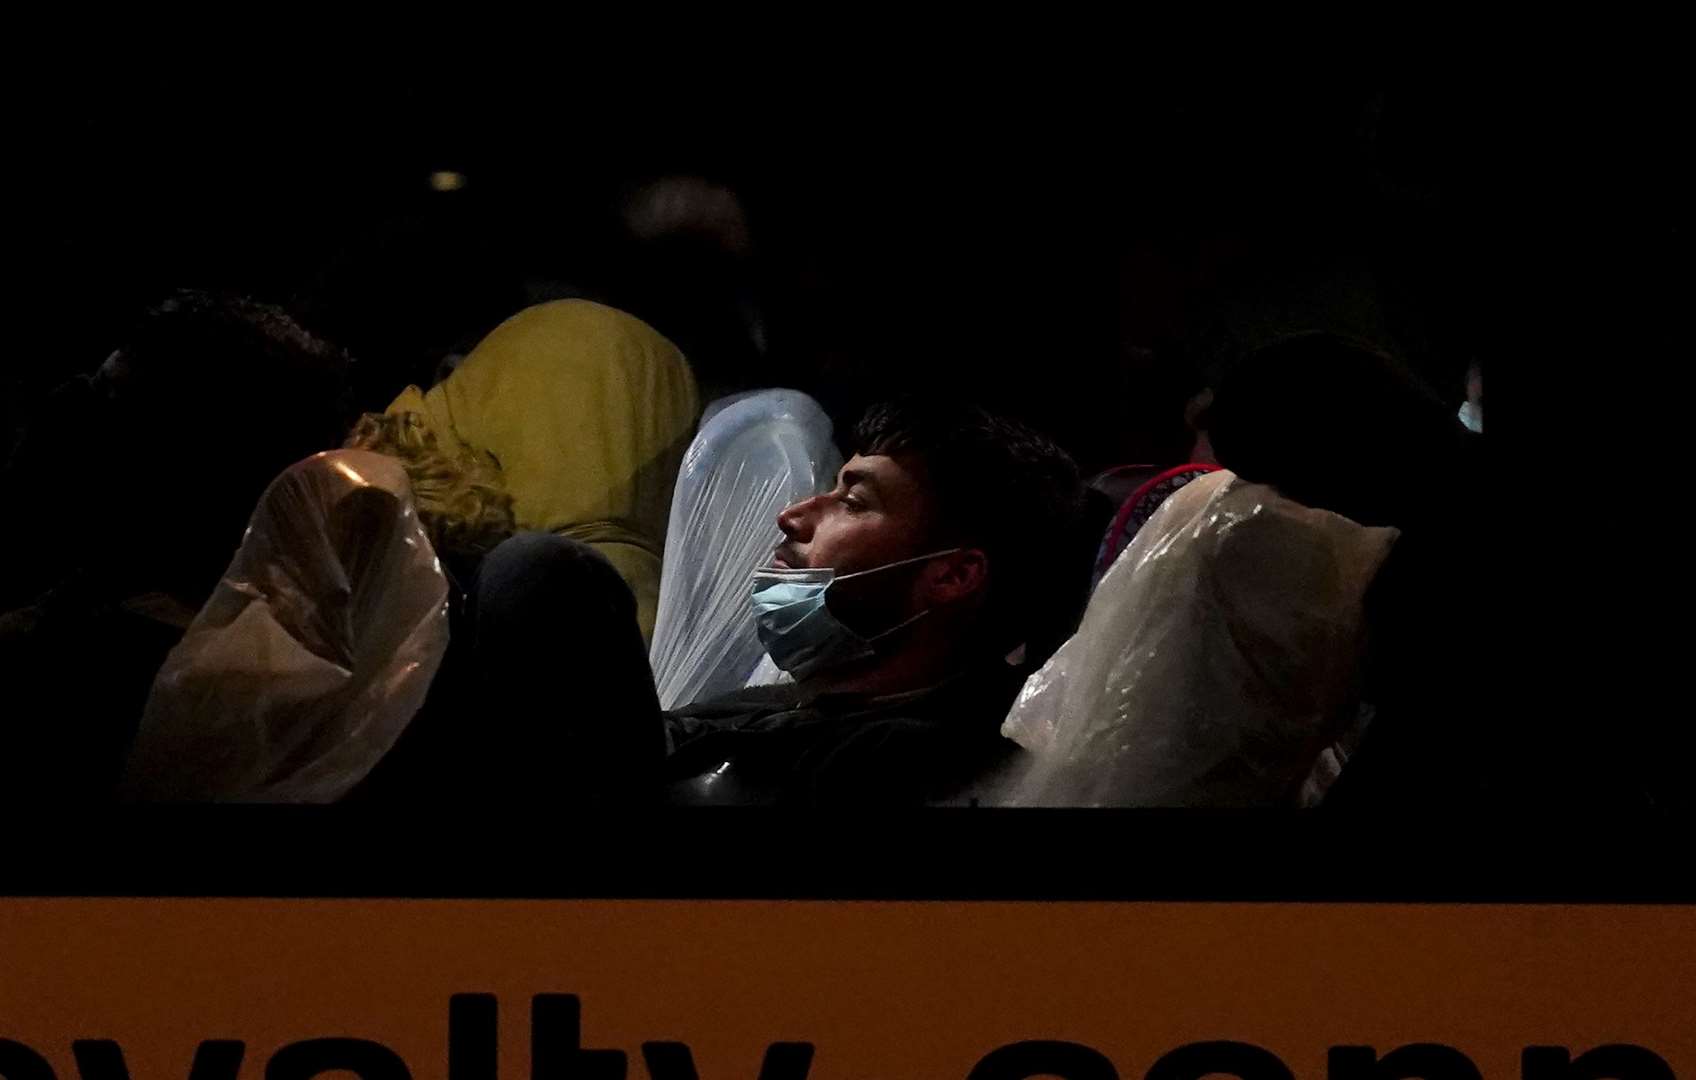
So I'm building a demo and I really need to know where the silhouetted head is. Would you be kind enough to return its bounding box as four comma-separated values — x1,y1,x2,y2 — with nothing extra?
1205,331,1466,528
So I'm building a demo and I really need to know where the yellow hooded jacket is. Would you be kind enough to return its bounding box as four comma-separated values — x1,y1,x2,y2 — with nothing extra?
388,300,698,642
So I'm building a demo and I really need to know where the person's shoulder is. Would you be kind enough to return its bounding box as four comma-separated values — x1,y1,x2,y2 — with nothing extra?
663,684,808,747
832,702,1011,753
932,659,1032,717
672,683,804,718
827,668,1026,765
808,714,1019,806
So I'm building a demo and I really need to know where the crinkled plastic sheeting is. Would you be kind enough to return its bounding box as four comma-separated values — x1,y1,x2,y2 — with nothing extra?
1090,463,1222,591
990,469,1399,807
649,390,841,708
118,450,449,802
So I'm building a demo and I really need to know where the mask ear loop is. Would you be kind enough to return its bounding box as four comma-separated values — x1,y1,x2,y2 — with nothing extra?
843,548,965,644
863,606,933,644
833,547,963,583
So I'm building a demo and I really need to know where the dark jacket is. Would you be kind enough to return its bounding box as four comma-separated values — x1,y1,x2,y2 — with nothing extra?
661,663,1028,807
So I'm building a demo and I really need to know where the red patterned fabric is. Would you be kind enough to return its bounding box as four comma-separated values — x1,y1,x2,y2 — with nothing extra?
1093,464,1224,583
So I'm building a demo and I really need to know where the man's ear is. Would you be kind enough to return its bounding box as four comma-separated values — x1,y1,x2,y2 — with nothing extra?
922,548,989,607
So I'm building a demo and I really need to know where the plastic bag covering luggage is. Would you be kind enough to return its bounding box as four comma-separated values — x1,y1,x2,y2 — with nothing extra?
118,450,450,802
993,470,1398,807
649,390,841,709
1090,463,1222,590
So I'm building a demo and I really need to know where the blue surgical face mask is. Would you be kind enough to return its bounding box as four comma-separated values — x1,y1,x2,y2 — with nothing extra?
1458,400,1483,434
750,549,961,681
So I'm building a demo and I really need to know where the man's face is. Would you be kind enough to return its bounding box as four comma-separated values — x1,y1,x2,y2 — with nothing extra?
772,453,935,577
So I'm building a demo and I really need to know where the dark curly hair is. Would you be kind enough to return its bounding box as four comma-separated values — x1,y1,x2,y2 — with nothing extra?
853,397,1086,657
94,290,355,601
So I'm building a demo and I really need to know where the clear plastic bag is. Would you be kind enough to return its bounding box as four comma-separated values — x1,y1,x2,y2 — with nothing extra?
1089,463,1222,591
649,390,840,708
991,470,1399,807
117,450,450,802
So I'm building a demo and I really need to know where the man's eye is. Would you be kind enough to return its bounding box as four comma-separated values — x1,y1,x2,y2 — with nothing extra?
841,494,868,511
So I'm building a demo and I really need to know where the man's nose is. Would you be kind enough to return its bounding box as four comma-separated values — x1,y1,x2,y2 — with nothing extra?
777,494,823,541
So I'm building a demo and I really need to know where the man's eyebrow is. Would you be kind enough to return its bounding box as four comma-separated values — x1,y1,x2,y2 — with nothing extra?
840,467,880,493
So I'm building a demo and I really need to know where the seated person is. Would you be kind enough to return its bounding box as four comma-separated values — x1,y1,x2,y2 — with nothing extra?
0,290,352,802
338,411,654,807
1200,332,1497,807
383,300,700,645
116,450,452,803
350,397,1086,808
990,467,1399,808
661,398,1085,805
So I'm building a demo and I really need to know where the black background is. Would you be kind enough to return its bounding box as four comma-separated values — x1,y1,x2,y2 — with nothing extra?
8,53,1510,475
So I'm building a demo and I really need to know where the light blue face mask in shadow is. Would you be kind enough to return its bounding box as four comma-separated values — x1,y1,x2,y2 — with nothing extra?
749,549,961,682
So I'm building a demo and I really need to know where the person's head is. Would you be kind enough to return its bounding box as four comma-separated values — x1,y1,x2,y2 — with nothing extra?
610,176,768,404
765,398,1083,690
343,411,516,561
1205,331,1465,528
94,290,354,602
